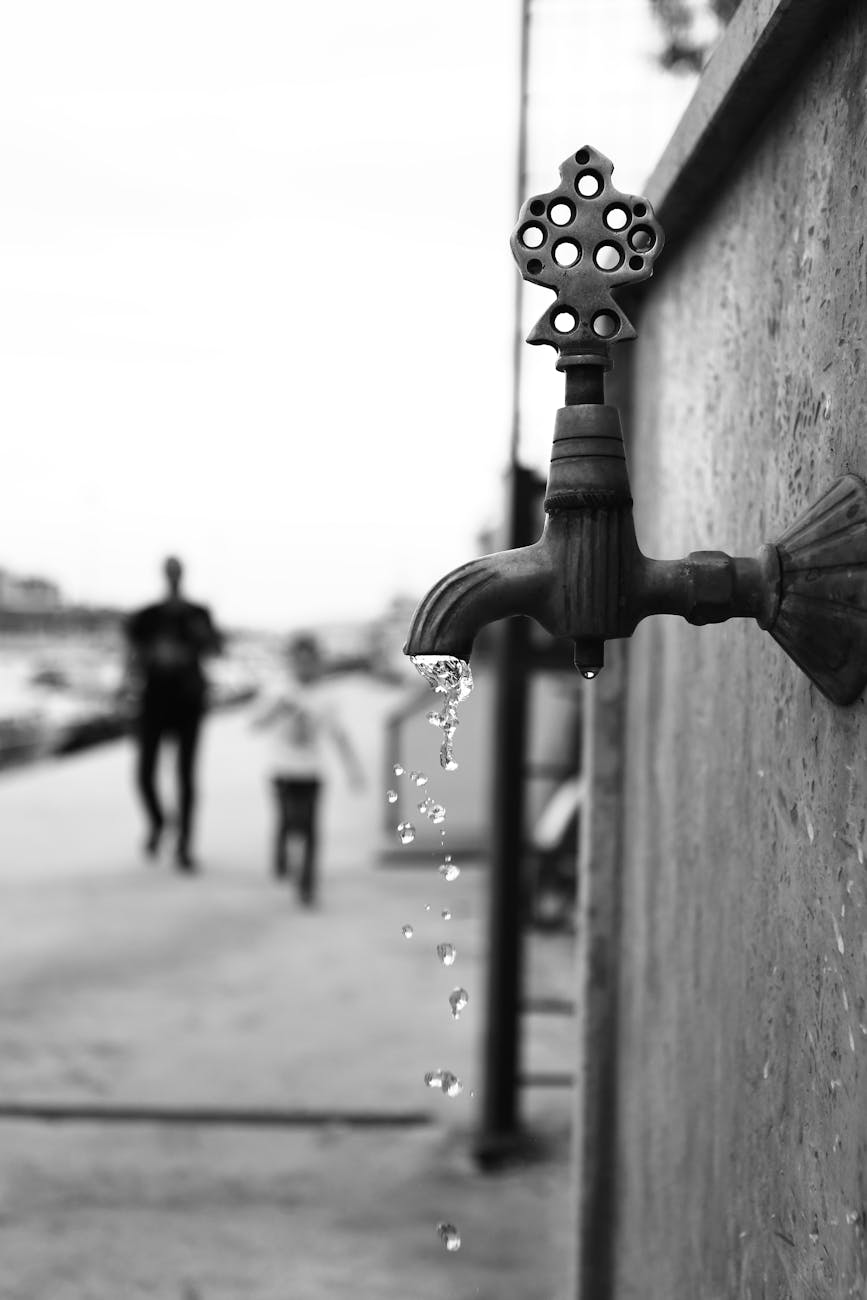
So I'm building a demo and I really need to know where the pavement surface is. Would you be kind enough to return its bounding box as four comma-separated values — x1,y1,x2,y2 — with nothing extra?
0,677,575,1299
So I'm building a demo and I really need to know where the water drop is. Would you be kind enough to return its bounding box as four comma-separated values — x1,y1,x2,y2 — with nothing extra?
412,656,473,701
437,942,456,967
424,1069,443,1089
418,796,435,814
846,1210,860,1226
411,655,474,771
401,924,414,939
440,1069,463,1097
441,909,451,920
424,903,431,912
392,763,404,777
397,822,416,845
414,772,429,787
439,862,460,882
437,1222,461,1252
430,804,446,824
449,987,469,1018
386,789,398,803
581,669,597,680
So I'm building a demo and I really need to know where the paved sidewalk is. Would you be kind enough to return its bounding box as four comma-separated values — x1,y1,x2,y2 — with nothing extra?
0,680,575,1298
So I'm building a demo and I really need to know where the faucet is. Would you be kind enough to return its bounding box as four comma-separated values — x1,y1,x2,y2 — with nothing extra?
405,145,867,705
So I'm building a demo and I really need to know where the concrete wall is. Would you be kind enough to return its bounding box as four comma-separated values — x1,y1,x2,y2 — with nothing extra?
608,3,867,1295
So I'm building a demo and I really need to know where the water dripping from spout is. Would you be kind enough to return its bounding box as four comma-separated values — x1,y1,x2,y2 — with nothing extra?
411,655,474,771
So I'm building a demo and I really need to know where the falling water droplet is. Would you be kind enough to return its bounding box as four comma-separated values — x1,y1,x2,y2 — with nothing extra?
441,909,451,920
443,756,459,772
401,924,414,939
449,987,469,1018
424,1069,443,1089
418,797,435,814
437,1222,461,1252
430,805,446,824
424,904,431,912
439,862,460,882
846,1210,860,1226
397,822,416,845
437,942,456,966
386,789,398,803
414,772,429,787
392,763,404,777
581,669,597,680
440,1069,463,1097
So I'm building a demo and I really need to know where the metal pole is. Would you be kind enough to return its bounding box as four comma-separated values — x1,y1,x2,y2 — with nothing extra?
475,466,534,1166
509,0,532,468
474,0,535,1169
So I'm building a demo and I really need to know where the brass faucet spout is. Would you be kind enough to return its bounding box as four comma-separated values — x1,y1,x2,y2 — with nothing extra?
403,540,552,663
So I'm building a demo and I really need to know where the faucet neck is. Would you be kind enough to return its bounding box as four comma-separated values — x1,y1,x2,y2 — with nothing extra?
556,347,612,406
544,346,630,512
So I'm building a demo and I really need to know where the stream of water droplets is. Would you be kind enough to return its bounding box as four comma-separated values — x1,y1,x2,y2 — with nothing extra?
410,655,474,771
389,656,476,1257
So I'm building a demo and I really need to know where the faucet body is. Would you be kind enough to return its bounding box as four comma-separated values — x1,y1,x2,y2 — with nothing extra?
406,359,780,678
406,146,867,705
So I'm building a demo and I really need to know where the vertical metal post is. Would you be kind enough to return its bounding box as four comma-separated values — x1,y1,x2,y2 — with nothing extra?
475,465,535,1166
509,0,532,467
474,0,535,1168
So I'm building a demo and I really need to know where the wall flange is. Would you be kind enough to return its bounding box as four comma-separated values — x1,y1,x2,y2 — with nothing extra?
769,473,867,705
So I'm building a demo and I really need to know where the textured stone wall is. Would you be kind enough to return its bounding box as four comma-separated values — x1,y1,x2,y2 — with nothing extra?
611,6,867,1297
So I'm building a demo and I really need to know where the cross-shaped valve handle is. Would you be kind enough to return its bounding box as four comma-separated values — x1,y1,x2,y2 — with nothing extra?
511,145,665,353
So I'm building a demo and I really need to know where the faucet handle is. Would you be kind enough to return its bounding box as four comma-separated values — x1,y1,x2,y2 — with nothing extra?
510,145,664,355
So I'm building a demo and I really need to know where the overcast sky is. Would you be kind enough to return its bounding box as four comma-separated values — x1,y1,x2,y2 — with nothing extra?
0,0,703,629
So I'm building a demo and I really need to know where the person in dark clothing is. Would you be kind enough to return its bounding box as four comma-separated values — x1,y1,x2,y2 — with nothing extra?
125,556,222,871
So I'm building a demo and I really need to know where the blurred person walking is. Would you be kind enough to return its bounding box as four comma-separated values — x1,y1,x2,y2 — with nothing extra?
253,634,363,904
125,557,223,871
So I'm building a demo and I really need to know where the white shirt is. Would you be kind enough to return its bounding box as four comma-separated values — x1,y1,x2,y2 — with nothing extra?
257,681,339,779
